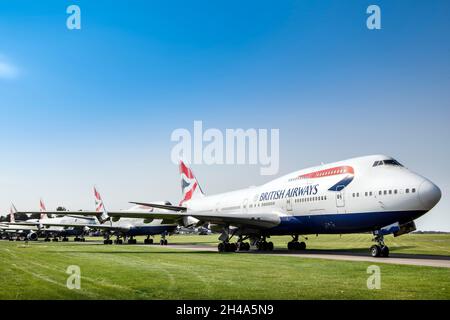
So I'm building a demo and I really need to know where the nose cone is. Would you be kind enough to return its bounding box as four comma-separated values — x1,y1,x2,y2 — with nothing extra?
419,180,441,210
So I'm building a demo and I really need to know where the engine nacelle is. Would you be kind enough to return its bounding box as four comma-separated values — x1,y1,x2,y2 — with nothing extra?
182,216,199,227
112,217,121,222
27,232,38,241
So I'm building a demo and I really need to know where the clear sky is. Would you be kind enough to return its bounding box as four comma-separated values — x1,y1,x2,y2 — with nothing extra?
0,1,449,230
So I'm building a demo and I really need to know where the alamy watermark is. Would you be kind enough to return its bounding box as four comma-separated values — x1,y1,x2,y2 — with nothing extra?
171,121,279,175
366,5,381,30
66,5,81,30
366,265,381,290
66,265,81,290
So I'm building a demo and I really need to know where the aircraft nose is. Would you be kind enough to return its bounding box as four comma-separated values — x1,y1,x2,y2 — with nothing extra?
419,180,441,210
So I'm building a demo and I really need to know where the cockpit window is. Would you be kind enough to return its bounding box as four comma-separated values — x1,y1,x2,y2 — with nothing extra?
383,159,403,166
373,159,403,167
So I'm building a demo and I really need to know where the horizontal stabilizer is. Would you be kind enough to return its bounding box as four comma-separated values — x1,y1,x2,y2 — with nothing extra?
129,202,187,212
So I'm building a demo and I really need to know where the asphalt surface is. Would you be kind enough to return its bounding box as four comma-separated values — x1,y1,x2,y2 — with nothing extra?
167,244,450,268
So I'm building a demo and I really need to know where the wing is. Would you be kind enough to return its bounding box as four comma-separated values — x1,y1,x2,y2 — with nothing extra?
106,207,281,229
38,221,130,232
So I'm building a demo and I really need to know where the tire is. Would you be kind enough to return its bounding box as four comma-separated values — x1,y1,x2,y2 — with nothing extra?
267,242,274,251
370,245,381,257
381,246,389,257
299,242,306,250
160,240,164,246
287,242,293,250
218,242,225,253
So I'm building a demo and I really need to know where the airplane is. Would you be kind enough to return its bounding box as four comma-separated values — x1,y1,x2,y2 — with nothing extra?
0,205,39,240
7,200,97,241
17,188,179,245
114,155,441,257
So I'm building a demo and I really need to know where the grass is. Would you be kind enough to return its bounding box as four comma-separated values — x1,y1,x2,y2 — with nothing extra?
0,233,449,300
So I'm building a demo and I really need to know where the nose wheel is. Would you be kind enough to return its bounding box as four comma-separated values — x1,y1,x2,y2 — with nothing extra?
370,234,389,257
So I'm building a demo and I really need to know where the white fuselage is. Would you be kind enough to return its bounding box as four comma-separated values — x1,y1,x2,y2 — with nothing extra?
184,155,441,235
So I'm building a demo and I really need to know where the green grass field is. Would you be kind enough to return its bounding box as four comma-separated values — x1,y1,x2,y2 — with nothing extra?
0,234,449,300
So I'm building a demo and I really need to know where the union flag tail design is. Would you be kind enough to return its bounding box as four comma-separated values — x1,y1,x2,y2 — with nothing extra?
9,204,17,223
40,198,48,220
179,160,204,205
94,187,110,224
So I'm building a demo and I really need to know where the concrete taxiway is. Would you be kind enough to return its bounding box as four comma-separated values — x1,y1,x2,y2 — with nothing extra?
167,244,450,268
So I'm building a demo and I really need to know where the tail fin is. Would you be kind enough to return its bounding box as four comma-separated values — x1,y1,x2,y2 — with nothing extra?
40,198,48,220
10,204,17,223
94,187,110,224
179,160,205,205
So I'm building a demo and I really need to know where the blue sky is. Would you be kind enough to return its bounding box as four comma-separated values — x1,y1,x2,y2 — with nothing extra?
0,1,449,230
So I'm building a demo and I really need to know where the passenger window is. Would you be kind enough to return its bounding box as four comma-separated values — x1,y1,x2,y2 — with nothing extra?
394,190,398,194
384,190,387,195
406,189,410,193
370,192,373,196
412,188,416,193
389,190,392,195
379,191,382,195
357,193,359,197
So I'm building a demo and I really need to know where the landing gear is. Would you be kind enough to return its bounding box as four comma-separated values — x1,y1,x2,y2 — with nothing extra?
159,233,168,245
144,236,154,245
256,236,274,251
218,242,237,252
52,237,59,242
62,237,69,242
237,241,250,251
127,237,137,244
287,235,307,251
44,237,50,242
370,233,389,257
114,236,123,245
103,235,113,244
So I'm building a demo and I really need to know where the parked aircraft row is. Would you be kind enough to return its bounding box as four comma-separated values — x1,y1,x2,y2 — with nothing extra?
1,155,441,257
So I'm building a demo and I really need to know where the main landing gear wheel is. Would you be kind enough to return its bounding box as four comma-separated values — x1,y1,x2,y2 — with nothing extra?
237,242,250,251
144,238,154,245
287,239,306,251
103,239,113,245
257,241,274,251
159,239,168,245
218,242,237,252
127,238,137,244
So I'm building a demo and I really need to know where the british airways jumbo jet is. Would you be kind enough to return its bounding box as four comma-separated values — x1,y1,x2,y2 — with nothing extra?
129,155,439,257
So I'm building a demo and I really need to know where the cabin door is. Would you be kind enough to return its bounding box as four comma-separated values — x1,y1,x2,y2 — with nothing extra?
242,199,248,213
286,198,293,211
335,185,346,213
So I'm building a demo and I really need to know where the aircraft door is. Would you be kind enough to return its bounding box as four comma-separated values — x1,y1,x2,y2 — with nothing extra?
335,185,346,213
286,198,293,211
242,199,248,213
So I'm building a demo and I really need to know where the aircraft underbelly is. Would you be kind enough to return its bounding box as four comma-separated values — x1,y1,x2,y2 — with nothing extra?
267,210,426,235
